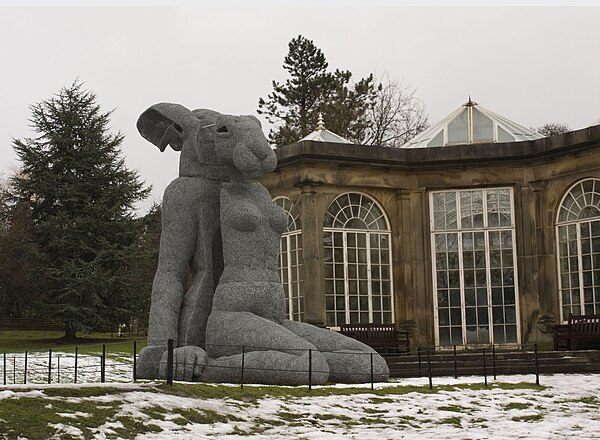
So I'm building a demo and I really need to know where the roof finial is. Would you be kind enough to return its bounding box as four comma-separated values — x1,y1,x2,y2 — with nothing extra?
317,113,325,130
465,95,477,107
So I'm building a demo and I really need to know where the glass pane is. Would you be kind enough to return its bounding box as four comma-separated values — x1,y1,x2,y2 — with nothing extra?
498,126,514,142
428,130,445,147
447,109,469,145
472,107,494,143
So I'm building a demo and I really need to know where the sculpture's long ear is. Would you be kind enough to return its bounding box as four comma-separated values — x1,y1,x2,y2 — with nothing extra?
137,103,196,152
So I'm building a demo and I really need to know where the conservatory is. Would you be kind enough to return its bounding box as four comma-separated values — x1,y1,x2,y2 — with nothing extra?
261,100,600,349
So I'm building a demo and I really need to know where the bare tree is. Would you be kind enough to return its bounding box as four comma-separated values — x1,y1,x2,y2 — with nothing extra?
362,73,429,147
535,122,571,137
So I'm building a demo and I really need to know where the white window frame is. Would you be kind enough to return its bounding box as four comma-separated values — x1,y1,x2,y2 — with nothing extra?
323,192,394,328
429,187,521,347
274,196,304,322
555,178,600,322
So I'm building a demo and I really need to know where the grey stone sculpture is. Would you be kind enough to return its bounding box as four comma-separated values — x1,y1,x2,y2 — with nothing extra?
136,105,389,384
136,104,227,379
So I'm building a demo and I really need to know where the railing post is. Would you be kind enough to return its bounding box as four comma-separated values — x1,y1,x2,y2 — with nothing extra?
13,357,16,384
308,348,312,391
24,351,28,385
48,349,52,384
418,346,422,375
453,345,457,379
492,344,497,380
3,352,6,385
427,346,433,390
534,343,540,386
74,347,78,384
101,344,106,383
370,352,374,390
483,348,488,387
57,355,61,384
133,340,137,382
240,345,245,390
166,338,174,386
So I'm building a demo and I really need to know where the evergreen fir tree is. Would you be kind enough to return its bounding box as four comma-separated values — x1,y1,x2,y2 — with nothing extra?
10,81,151,339
258,35,376,147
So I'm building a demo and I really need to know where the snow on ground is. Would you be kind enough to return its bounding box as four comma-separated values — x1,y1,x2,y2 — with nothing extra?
1,349,135,384
1,373,600,439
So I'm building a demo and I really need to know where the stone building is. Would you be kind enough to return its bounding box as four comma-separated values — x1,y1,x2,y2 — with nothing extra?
261,100,600,350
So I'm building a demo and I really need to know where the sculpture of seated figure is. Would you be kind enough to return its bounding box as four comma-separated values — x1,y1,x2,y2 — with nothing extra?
196,113,388,384
140,108,389,384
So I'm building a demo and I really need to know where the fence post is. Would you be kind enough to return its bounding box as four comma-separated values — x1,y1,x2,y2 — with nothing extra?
308,348,312,391
101,344,106,383
74,347,78,384
3,352,5,385
483,348,488,387
166,338,174,386
48,349,52,384
534,343,540,386
453,345,457,379
427,346,433,390
370,352,374,390
418,346,422,375
133,340,137,382
492,345,497,380
57,355,61,384
240,345,245,390
24,351,28,385
13,357,16,384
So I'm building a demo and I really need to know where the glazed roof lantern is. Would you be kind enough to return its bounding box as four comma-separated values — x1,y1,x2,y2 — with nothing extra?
402,97,544,148
299,113,352,144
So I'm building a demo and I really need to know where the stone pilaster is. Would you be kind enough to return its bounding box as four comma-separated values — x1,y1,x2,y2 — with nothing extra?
298,184,326,327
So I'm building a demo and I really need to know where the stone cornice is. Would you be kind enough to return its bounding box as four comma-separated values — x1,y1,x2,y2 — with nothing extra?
274,125,600,171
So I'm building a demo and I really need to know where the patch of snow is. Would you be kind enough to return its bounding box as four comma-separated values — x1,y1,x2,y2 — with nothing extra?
47,423,83,437
55,412,91,419
1,372,600,439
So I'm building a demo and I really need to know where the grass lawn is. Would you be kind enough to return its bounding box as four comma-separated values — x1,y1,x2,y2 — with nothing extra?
0,381,550,440
0,330,147,355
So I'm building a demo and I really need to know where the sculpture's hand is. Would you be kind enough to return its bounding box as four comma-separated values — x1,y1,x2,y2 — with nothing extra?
159,345,208,381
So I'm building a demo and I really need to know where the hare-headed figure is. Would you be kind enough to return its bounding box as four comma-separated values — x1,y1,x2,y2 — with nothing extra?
135,104,264,379
195,114,389,385
136,105,389,384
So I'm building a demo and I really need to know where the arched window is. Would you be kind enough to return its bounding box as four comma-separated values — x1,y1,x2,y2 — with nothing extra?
274,197,303,321
556,178,600,320
323,193,393,327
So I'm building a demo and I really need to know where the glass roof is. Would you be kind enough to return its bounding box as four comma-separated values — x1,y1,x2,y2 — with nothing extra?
402,98,544,148
299,113,351,144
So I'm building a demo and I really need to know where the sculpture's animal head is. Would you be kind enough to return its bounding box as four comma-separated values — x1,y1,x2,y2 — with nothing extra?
137,103,275,181
213,114,276,181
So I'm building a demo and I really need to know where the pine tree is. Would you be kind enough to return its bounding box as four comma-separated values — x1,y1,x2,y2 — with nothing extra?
125,202,161,330
258,35,376,147
0,195,48,318
10,81,151,339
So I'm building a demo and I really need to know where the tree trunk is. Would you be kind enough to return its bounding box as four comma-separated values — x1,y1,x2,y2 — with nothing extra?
63,322,77,340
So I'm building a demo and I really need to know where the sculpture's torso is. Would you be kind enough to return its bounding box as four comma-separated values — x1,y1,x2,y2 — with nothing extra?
212,180,288,323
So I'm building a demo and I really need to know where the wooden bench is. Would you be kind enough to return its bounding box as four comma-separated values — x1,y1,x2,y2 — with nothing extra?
554,314,600,350
339,323,410,353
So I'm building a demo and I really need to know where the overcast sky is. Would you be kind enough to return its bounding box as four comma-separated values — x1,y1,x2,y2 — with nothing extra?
1,2,599,214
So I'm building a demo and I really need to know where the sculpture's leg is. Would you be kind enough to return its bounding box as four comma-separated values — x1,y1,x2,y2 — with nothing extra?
282,320,390,383
157,345,208,382
137,178,202,379
204,310,329,385
179,179,223,348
